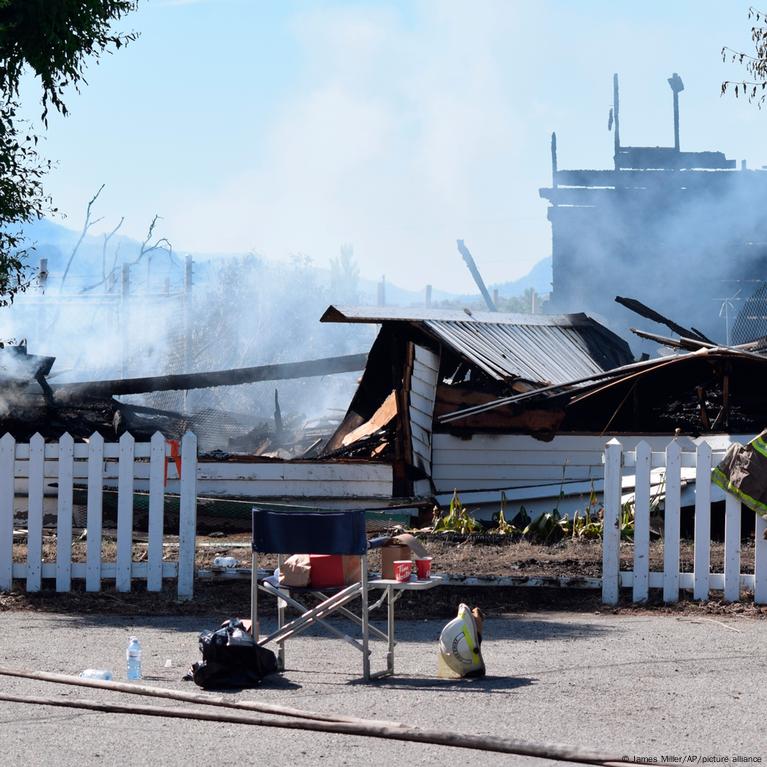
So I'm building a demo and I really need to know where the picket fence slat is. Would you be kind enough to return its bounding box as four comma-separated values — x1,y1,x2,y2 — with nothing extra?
755,514,767,604
55,433,74,592
632,441,651,603
147,432,165,592
177,433,198,600
85,433,105,592
601,439,622,605
26,434,45,592
693,443,712,601
723,493,741,602
0,434,15,591
116,433,135,593
662,442,682,603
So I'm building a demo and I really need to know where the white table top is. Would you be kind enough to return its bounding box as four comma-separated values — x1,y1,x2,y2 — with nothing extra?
368,575,443,590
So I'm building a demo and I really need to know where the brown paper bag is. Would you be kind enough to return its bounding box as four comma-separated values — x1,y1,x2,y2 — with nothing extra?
279,554,311,587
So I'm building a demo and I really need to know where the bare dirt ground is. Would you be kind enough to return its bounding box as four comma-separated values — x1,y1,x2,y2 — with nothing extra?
12,530,756,578
4,529,766,619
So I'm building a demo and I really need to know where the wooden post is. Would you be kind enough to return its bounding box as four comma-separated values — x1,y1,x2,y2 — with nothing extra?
377,276,386,307
183,255,193,413
38,258,48,292
601,438,622,605
37,258,48,347
550,132,558,188
121,264,130,379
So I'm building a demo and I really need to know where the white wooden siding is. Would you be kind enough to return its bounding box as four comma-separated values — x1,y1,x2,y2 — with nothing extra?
431,433,752,493
10,456,393,501
408,345,439,481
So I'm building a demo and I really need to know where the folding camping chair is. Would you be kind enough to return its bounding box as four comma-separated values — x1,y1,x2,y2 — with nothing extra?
250,507,378,680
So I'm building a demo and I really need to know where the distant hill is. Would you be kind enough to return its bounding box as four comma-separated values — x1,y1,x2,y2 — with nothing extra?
18,218,551,304
492,257,552,297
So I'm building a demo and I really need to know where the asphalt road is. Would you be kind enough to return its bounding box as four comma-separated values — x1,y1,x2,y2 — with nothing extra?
0,610,764,767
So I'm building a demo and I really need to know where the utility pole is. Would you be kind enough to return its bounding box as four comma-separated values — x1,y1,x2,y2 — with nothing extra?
377,276,386,307
183,255,193,413
668,73,684,152
120,264,130,379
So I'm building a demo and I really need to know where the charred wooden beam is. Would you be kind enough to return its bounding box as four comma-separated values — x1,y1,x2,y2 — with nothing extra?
52,353,368,403
616,296,712,343
630,327,714,351
456,239,497,312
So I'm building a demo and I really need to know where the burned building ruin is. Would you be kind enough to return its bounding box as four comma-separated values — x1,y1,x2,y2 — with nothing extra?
540,73,767,344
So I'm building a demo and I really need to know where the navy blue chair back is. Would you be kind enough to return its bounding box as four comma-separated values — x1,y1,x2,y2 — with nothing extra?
252,508,367,555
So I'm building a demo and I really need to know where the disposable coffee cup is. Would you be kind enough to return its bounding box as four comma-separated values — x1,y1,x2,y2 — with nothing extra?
393,560,412,582
415,557,432,580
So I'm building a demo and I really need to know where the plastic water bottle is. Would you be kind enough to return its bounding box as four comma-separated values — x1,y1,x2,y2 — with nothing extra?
79,669,113,680
126,636,142,681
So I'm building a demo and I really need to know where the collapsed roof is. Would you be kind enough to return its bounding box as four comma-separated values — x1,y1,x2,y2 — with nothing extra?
320,306,635,462
440,345,767,436
320,306,632,387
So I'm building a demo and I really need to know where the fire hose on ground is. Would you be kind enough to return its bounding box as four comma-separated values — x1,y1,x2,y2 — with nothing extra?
0,665,671,766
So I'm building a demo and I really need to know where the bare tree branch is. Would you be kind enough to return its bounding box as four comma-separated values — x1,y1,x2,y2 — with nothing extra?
59,183,105,292
102,216,124,280
80,215,126,294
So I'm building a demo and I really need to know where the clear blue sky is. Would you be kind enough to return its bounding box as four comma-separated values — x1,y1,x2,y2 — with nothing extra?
19,0,766,292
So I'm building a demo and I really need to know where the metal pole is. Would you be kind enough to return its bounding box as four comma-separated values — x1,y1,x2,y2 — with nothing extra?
121,264,130,379
613,73,621,169
183,255,193,412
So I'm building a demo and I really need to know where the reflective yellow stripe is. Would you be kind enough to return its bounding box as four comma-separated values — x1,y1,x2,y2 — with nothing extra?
712,467,767,514
750,436,767,460
460,624,480,657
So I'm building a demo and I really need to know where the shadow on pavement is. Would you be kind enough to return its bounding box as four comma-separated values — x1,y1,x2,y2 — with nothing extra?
351,674,537,693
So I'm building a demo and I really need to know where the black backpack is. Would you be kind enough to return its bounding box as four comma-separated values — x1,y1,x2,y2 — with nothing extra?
190,618,278,689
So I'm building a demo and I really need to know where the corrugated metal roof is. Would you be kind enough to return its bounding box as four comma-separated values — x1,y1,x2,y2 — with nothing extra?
321,305,632,385
321,305,603,326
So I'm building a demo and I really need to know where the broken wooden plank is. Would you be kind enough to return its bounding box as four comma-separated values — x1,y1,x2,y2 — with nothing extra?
52,353,368,401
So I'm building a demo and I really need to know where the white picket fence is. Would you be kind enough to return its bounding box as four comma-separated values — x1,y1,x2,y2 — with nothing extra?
602,438,767,605
0,431,198,599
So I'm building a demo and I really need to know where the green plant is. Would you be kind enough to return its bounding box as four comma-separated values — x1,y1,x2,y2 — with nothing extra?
491,493,520,535
619,501,635,541
522,510,565,544
432,491,482,535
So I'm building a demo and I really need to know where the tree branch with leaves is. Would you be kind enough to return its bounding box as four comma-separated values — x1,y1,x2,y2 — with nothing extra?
0,0,139,304
722,6,767,105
